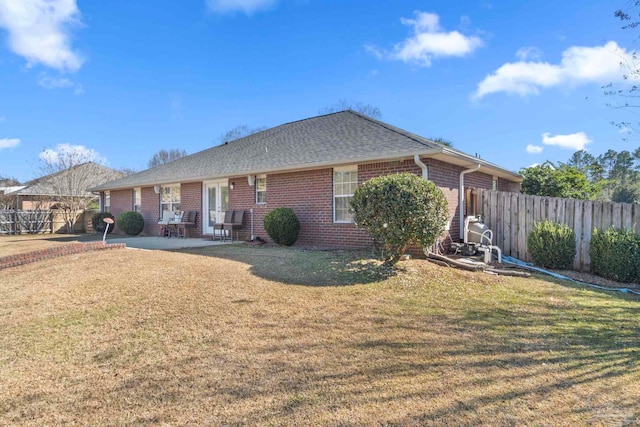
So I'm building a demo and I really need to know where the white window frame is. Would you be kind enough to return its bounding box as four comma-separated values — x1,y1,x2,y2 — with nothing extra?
103,191,111,213
333,165,358,223
133,187,141,212
492,176,498,191
255,174,267,204
160,184,181,217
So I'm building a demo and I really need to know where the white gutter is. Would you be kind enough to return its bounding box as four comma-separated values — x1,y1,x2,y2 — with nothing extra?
459,163,481,240
413,154,428,180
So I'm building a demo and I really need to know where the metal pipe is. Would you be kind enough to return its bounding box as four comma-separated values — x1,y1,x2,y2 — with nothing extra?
250,208,255,240
459,164,481,240
413,154,428,180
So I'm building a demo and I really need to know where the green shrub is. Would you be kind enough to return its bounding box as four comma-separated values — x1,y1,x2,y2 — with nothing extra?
116,211,145,236
92,212,115,234
527,221,576,269
351,173,449,265
263,207,300,246
590,228,640,283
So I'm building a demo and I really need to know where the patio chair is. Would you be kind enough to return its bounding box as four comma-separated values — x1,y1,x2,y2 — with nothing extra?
182,211,198,238
214,211,234,241
222,210,244,242
159,210,171,236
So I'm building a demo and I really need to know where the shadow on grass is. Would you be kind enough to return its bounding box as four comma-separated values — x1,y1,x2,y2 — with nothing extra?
525,271,640,303
0,233,102,244
175,244,397,286
40,294,638,425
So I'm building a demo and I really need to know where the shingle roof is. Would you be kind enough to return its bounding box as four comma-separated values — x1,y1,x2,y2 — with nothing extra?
14,162,123,196
91,111,521,191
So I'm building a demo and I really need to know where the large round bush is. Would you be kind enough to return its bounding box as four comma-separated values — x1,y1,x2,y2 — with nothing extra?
263,207,300,246
92,212,115,234
590,227,640,283
351,173,449,265
527,221,576,269
116,211,145,236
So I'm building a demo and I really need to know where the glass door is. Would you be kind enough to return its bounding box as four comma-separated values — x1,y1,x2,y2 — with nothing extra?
203,180,229,235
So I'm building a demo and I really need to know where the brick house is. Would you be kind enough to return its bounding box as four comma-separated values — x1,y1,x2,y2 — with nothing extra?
90,111,521,246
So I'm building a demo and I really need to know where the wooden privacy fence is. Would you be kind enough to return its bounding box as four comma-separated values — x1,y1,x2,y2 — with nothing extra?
474,189,640,272
0,210,54,234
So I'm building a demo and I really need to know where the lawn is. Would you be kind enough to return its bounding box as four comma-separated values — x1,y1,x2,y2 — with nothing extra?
0,244,638,426
0,233,100,258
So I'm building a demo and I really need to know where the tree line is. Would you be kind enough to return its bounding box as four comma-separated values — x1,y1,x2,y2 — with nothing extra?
520,147,640,203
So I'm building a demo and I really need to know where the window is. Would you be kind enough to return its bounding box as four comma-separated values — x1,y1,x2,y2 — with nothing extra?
333,166,358,223
160,184,181,217
492,177,498,191
133,187,141,212
104,191,110,213
255,175,267,204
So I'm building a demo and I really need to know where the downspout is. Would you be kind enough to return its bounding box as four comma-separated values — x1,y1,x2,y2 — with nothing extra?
459,164,481,240
413,155,428,180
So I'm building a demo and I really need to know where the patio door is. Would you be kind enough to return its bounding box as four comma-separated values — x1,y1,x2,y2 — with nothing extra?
203,180,229,236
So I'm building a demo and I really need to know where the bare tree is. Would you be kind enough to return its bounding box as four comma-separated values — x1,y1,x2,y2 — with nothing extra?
319,99,382,119
0,176,20,186
39,146,121,233
218,125,268,145
118,167,138,176
148,149,188,168
0,193,16,210
603,1,640,135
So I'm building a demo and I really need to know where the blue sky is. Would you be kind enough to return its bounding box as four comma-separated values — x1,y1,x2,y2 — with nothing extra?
0,0,637,182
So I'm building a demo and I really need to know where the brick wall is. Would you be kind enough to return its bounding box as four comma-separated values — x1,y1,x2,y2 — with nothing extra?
0,242,125,270
106,184,201,237
227,157,504,248
180,182,203,237
140,186,161,235
109,189,133,234
498,177,522,192
103,157,517,246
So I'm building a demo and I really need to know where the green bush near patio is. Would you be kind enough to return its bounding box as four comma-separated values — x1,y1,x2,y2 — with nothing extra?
116,211,145,236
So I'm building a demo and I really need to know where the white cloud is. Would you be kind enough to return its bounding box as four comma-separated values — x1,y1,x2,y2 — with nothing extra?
0,0,84,72
474,41,631,98
619,125,632,134
541,132,591,151
526,144,544,154
515,46,541,61
206,0,277,14
39,143,106,165
0,138,20,149
367,11,483,67
37,74,73,89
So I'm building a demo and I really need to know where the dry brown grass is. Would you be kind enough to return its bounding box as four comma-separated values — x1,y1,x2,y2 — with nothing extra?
0,234,100,258
0,245,638,426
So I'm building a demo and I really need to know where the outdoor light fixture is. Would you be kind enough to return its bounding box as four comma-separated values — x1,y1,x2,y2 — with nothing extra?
153,185,161,194
230,182,235,190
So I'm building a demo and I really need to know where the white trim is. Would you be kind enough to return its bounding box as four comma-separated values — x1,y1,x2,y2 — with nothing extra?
333,165,358,223
133,187,141,212
255,175,267,204
159,183,181,217
202,180,229,235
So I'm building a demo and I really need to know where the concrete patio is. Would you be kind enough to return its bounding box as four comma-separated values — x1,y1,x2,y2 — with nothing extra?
104,236,240,250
